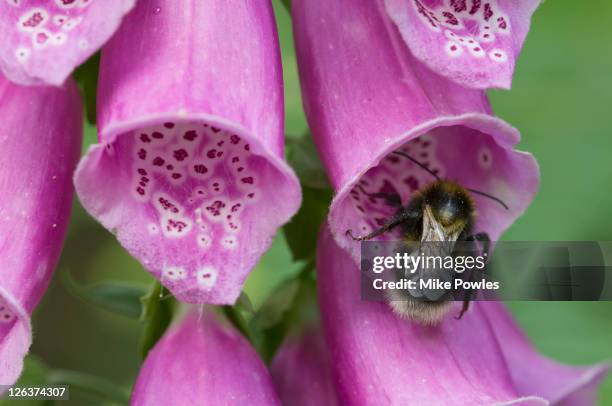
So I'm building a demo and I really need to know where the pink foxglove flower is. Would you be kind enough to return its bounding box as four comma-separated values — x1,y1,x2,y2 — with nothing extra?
131,310,281,406
383,0,541,89
74,0,301,305
0,75,82,387
0,0,135,86
271,328,339,406
316,228,608,405
292,0,539,263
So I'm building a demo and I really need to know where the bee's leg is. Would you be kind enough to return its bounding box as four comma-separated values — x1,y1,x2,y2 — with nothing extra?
346,208,421,241
456,295,472,320
466,232,491,258
455,232,491,320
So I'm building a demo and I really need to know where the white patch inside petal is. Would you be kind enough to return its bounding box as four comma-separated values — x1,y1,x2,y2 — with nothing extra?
15,47,30,63
444,41,463,58
468,43,486,58
163,266,186,281
221,235,238,250
196,266,218,289
31,29,52,49
478,147,493,169
488,49,508,63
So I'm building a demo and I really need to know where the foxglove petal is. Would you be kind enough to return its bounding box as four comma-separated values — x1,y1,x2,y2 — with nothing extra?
316,227,605,405
0,75,82,387
481,302,609,405
74,0,301,305
383,0,540,89
271,328,339,406
131,310,281,406
292,0,538,264
0,0,135,86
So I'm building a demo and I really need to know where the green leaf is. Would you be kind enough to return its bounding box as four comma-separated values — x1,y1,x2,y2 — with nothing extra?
61,271,147,319
47,370,130,405
283,186,332,261
138,282,175,360
234,292,255,314
73,53,100,124
250,280,300,331
286,133,331,190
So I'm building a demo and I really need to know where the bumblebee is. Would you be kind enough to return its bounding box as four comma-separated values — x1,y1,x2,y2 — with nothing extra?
347,151,508,325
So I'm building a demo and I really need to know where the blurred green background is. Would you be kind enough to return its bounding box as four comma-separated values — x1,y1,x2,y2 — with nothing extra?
4,1,612,405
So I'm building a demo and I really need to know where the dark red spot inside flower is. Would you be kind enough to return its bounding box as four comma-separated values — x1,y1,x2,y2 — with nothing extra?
167,165,174,170
217,140,224,147
137,187,145,195
230,135,240,144
247,193,255,199
152,132,164,139
158,197,179,213
443,11,458,25
497,17,507,29
138,168,147,176
193,164,208,174
173,149,188,161
474,47,481,52
138,149,147,160
153,157,165,166
357,205,365,213
166,219,187,233
217,151,223,158
469,0,481,15
211,127,221,133
206,200,226,216
450,45,458,51
183,130,197,141
140,134,151,143
22,12,44,28
450,0,466,12
483,3,493,21
207,149,217,159
172,173,182,180
232,157,240,163
404,176,420,191
231,203,242,212
163,122,175,129
244,144,250,151
237,167,244,172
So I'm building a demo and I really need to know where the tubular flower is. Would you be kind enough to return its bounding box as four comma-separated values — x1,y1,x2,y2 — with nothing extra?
0,0,135,86
131,310,281,406
0,75,82,387
383,0,541,89
271,328,339,406
316,228,608,405
74,0,301,304
292,0,538,263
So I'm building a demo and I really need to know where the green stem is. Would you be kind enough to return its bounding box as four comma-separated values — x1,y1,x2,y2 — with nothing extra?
222,305,256,345
281,0,291,13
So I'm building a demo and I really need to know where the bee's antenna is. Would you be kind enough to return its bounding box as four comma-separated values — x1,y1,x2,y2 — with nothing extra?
466,188,509,210
392,151,441,181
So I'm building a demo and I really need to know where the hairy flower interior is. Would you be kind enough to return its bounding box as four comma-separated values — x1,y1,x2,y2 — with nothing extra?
344,126,498,241
104,120,279,295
